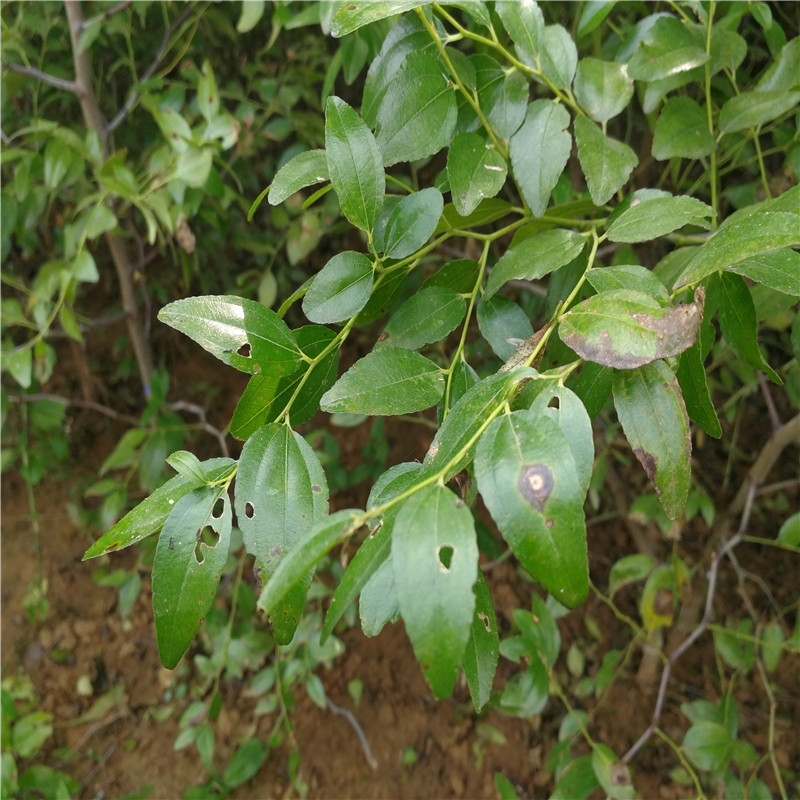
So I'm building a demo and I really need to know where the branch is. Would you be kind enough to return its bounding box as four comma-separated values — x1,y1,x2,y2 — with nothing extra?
7,392,139,425
2,60,79,94
168,401,230,458
106,4,194,135
77,0,132,30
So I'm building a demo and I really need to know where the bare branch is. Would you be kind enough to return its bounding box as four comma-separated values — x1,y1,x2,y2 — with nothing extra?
7,392,139,425
326,697,378,770
2,60,79,94
77,0,132,30
168,401,230,458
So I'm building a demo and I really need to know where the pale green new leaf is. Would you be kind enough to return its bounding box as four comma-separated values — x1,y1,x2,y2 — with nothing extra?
325,97,384,232
474,411,588,608
574,115,637,206
510,100,571,217
613,362,691,520
320,348,444,415
392,484,478,699
268,150,329,206
447,132,507,217
153,485,232,668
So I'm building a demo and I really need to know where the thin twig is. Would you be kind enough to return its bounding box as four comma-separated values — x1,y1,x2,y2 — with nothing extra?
757,478,800,496
1,60,79,93
106,4,194,135
7,392,139,425
77,0,132,29
757,370,782,432
167,401,229,458
326,697,378,770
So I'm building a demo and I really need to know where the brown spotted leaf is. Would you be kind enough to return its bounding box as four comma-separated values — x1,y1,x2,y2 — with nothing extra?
559,288,705,369
474,410,588,608
613,362,691,520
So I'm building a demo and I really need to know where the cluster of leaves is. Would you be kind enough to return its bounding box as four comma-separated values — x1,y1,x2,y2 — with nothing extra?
72,0,798,794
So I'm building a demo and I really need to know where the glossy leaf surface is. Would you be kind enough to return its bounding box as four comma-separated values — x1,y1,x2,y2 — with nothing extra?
573,58,633,123
383,187,443,258
268,150,329,206
377,286,465,350
330,1,430,37
302,251,374,324
447,132,507,217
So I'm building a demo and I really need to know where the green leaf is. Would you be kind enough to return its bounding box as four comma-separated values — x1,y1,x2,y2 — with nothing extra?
392,484,478,698
236,0,265,33
82,459,235,559
330,1,430,37
486,229,586,299
72,250,99,283
197,60,219,123
175,146,212,188
447,132,507,217
223,739,266,789
676,340,722,438
592,745,634,800
606,195,715,243
757,36,800,92
152,485,232,668
302,251,374,324
683,721,733,772
719,89,800,133
717,272,781,384
510,100,571,217
574,116,637,206
548,755,599,800
477,295,534,360
527,385,594,498
423,258,481,293
471,55,529,139
166,450,207,484
256,509,363,615
560,289,705,369
159,295,303,376
586,265,669,303
268,150,329,206
676,212,800,289
376,49,457,167
361,16,434,127
577,1,617,38
539,24,577,90
462,569,499,712
761,622,784,673
383,187,443,258
320,348,444,415
360,555,400,636
235,424,329,644
325,97,385,233
573,58,632,123
424,368,536,480
377,286,465,350
608,554,654,595
475,411,589,608
6,347,32,389
626,16,708,82
567,361,612,420
652,97,715,160
230,325,338,439
496,773,521,800
84,204,117,238
495,0,544,68
778,512,800,546
613,362,691,520
727,248,800,296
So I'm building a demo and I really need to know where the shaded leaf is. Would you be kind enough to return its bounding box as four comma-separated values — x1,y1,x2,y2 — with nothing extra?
574,116,637,206
613,362,691,520
652,97,715,160
378,286,465,350
573,58,633,123
606,195,715,243
676,340,722,438
320,348,444,415
384,187,443,258
269,150,329,206
462,569,499,712
392,484,478,698
302,251,374,324
719,89,800,133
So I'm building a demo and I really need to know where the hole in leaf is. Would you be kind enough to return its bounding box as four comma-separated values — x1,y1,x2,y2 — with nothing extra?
437,545,454,572
212,497,225,519
244,501,255,519
237,342,252,358
547,396,560,409
194,527,220,564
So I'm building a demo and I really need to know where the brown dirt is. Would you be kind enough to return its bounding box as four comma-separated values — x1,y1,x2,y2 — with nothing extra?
2,340,799,800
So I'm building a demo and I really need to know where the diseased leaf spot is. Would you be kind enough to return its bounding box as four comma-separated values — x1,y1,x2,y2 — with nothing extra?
545,518,554,529
518,464,554,511
437,545,454,572
237,342,252,358
105,542,121,552
168,537,174,550
653,587,674,617
271,547,281,557
633,447,657,483
311,485,322,493
478,612,491,633
244,501,255,519
377,331,390,342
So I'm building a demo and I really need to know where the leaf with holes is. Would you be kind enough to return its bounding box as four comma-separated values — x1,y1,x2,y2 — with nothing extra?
510,100,571,217
377,286,465,350
152,485,232,668
82,458,236,559
574,115,638,206
559,288,705,369
383,188,444,258
158,296,303,377
447,132,507,217
485,228,586,299
230,325,338,439
462,568,499,712
268,150,329,206
613,362,691,520
302,251,374,324
376,49,457,167
320,348,444,415
392,484,478,699
475,411,588,607
325,97,384,233
235,424,329,644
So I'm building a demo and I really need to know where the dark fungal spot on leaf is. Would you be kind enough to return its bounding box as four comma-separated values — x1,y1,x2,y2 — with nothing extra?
105,542,121,552
633,447,657,483
311,485,322,493
610,764,632,787
169,537,174,550
518,464,554,511
478,612,491,633
653,587,674,617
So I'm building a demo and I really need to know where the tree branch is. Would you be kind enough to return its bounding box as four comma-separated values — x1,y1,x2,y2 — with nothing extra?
2,60,79,94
